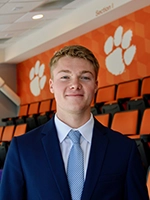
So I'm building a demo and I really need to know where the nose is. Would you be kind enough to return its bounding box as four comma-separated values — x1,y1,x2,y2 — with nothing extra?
69,78,82,90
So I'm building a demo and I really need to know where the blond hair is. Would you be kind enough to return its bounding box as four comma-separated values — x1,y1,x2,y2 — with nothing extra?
50,45,100,79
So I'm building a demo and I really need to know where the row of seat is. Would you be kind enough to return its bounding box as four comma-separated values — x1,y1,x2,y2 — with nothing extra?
2,107,149,143
1,108,150,168
2,98,56,130
0,98,57,168
0,123,27,142
0,123,27,169
92,76,150,116
0,98,56,169
95,108,150,137
95,108,150,169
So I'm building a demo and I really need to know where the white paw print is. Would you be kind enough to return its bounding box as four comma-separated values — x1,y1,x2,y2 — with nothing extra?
29,60,47,96
104,26,136,75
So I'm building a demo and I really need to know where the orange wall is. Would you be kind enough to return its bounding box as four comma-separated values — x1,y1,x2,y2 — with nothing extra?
17,5,150,104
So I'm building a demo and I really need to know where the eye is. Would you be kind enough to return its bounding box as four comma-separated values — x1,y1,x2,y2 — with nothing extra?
80,76,91,80
60,75,70,80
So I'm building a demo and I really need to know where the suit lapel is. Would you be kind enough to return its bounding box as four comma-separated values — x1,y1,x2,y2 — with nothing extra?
82,120,109,200
41,118,71,200
40,117,108,200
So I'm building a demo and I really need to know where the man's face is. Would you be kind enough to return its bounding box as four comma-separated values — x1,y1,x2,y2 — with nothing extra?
49,56,98,115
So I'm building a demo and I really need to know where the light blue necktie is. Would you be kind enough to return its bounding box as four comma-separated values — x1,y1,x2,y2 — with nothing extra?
67,130,84,200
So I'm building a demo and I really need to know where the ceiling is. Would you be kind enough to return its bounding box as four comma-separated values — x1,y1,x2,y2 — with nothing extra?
0,0,91,48
0,0,149,64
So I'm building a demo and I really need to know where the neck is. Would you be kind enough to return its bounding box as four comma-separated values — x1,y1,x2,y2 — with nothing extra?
56,110,91,128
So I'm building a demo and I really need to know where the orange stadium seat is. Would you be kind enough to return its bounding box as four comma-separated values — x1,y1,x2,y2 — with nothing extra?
19,104,29,116
1,125,15,142
102,79,140,117
0,127,4,141
15,104,29,125
95,113,111,127
94,84,116,114
0,125,15,169
111,110,140,136
25,102,40,130
128,76,150,114
118,109,150,169
128,108,150,140
14,124,27,137
27,102,40,116
139,108,150,149
0,124,27,168
39,99,51,114
140,108,150,136
37,99,52,126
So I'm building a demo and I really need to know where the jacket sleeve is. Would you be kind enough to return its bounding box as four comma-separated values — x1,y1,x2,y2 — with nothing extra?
0,138,26,200
125,140,149,200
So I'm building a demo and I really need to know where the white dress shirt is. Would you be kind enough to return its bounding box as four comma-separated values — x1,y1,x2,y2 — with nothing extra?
54,114,94,180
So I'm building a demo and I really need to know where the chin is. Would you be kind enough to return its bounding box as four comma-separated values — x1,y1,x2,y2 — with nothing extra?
68,106,89,114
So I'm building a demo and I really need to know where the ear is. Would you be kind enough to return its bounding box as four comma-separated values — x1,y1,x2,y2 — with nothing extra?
49,79,54,93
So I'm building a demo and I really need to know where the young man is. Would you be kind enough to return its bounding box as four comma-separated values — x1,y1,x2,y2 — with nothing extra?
0,45,149,199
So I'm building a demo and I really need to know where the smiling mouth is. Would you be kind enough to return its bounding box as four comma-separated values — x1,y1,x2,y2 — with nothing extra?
66,94,83,97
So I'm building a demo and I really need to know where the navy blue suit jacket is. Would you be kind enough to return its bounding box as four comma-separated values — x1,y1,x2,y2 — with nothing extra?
0,116,149,200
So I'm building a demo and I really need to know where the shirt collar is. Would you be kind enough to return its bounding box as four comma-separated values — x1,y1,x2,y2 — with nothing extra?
54,114,94,144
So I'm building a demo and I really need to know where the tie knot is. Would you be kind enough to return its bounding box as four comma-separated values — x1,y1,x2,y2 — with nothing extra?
68,130,81,144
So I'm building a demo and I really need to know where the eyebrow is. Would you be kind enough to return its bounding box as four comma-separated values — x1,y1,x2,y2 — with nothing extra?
57,70,94,77
57,70,71,74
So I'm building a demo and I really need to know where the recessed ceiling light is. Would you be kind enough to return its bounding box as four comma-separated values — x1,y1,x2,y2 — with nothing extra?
32,14,43,20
